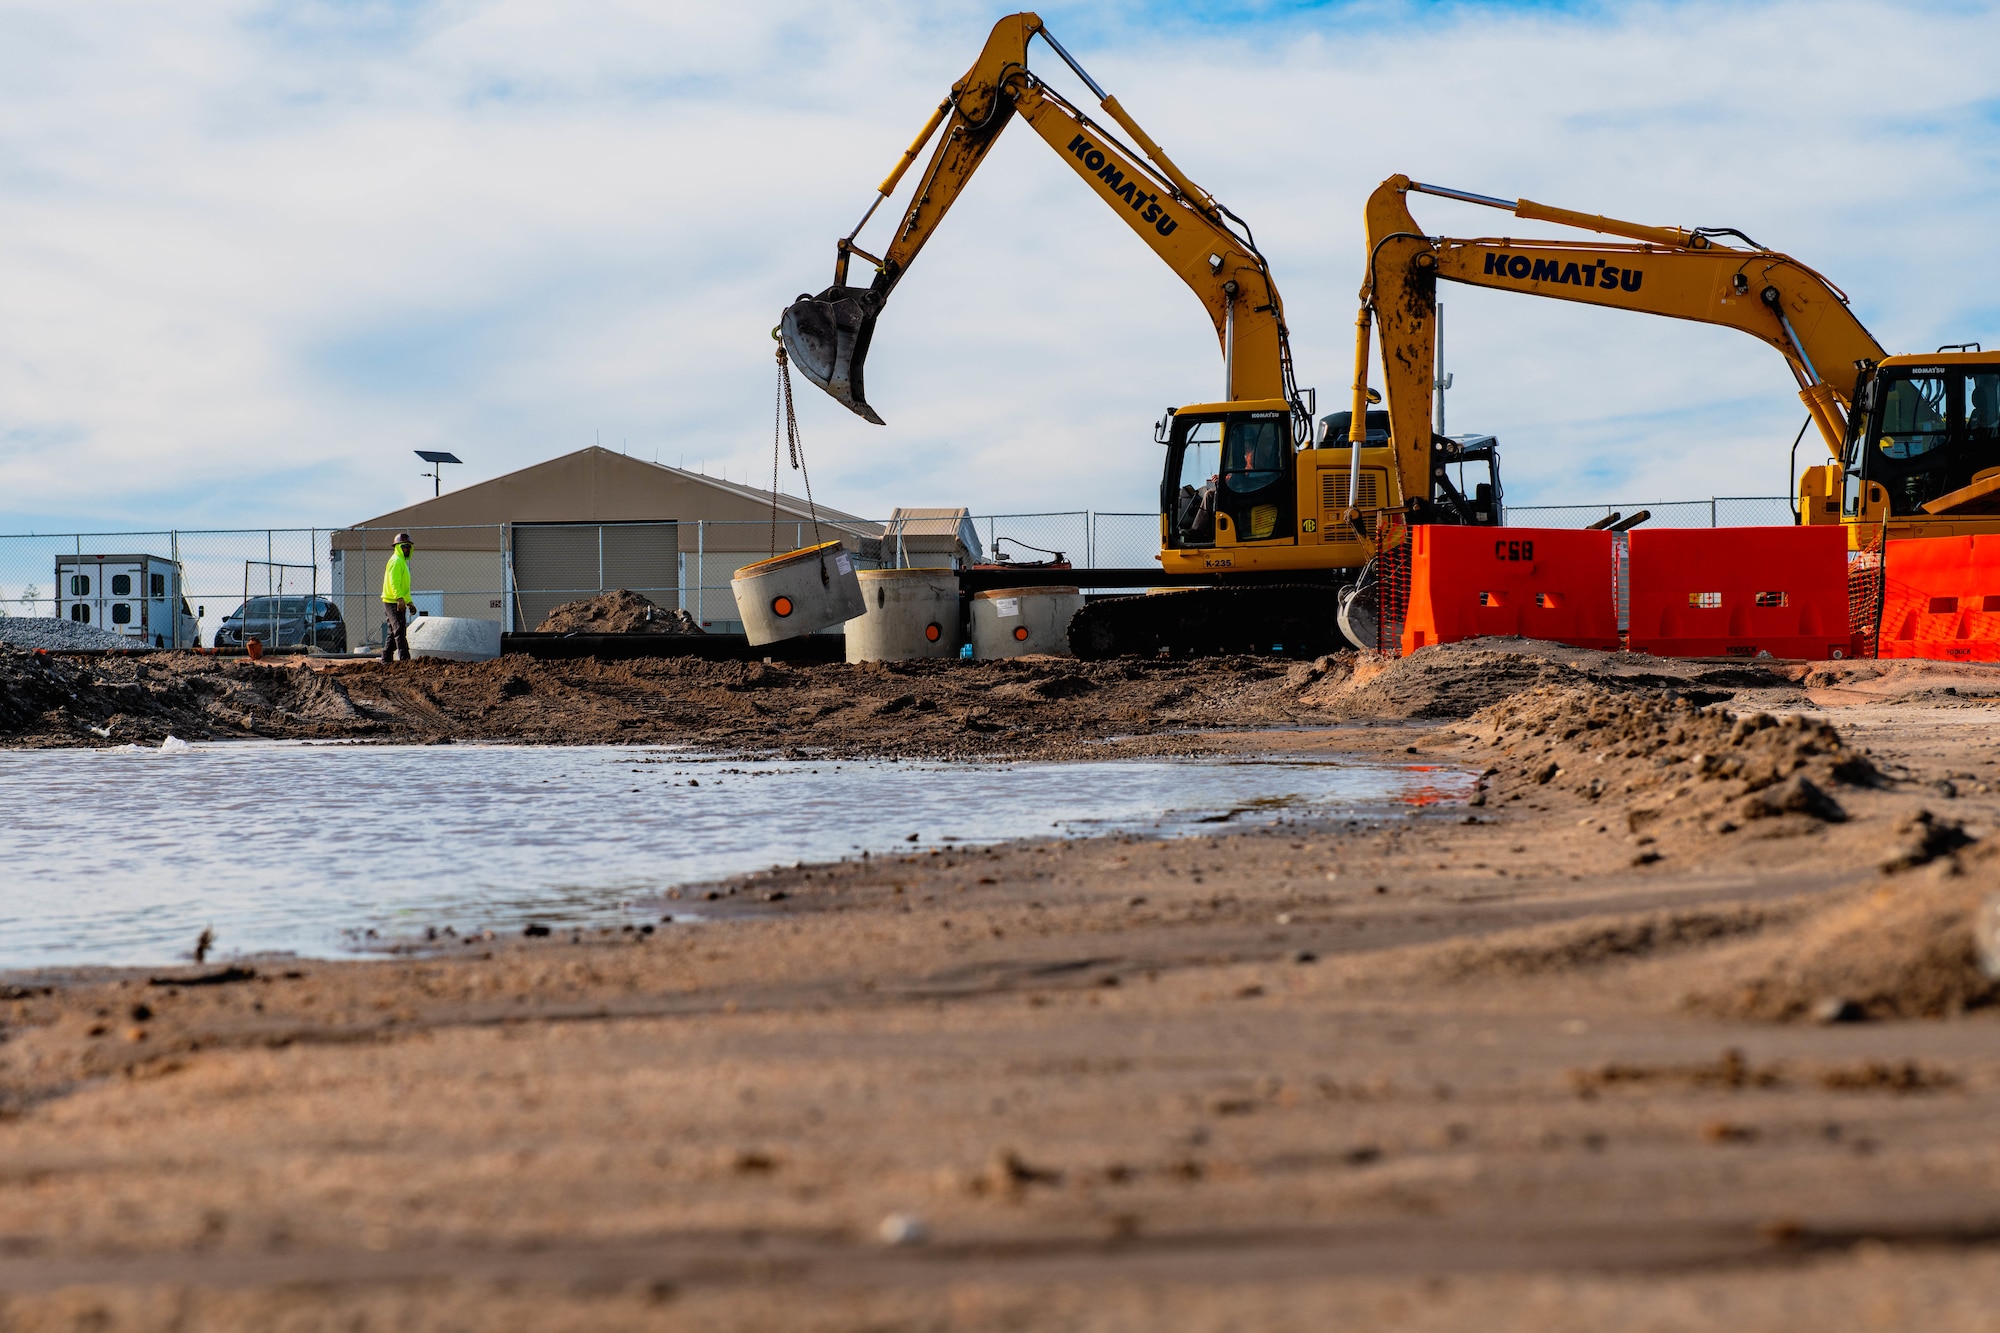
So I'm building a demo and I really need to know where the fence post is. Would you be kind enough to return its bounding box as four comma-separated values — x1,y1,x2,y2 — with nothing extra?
1710,498,1718,527
502,527,516,633
696,521,704,625
169,529,180,647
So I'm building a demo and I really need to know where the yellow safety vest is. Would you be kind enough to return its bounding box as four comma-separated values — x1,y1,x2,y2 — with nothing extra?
381,549,412,604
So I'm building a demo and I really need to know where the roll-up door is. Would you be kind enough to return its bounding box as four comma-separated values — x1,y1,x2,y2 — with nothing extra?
510,522,678,631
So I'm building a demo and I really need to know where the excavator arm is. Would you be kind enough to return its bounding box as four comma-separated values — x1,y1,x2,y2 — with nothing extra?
1353,174,1887,516
780,12,1300,426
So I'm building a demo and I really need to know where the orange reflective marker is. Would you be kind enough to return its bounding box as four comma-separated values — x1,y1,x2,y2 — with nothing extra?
924,623,942,642
772,596,794,617
1013,626,1029,641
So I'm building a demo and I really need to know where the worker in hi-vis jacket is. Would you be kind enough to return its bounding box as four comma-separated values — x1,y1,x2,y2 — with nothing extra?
380,531,415,663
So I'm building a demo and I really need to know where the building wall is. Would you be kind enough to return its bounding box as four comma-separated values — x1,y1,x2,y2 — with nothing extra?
331,528,881,640
333,548,505,646
328,449,885,640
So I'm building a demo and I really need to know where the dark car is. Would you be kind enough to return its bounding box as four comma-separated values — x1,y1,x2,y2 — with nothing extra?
216,596,347,652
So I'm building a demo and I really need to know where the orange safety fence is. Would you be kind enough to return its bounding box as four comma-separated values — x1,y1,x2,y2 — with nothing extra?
1627,525,1856,661
1846,529,1884,660
1876,533,2000,662
1398,525,1618,655
1370,512,1412,658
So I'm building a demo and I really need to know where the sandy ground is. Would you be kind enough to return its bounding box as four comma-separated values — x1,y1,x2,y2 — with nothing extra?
4,642,2000,1329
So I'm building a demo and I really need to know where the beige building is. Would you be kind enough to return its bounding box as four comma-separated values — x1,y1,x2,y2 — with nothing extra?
330,447,882,640
882,507,983,569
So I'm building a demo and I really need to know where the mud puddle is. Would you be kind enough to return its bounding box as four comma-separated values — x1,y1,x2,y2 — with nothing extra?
0,741,1469,968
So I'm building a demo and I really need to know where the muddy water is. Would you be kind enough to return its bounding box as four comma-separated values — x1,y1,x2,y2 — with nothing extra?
0,742,1469,969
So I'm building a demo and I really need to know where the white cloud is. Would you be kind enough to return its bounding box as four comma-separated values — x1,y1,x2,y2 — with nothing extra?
2,0,1998,532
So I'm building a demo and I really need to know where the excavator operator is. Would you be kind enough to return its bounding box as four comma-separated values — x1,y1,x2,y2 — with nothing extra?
1223,418,1285,493
1175,481,1216,544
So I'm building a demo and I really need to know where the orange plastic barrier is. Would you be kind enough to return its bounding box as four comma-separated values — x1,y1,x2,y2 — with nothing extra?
1401,526,1617,654
1877,534,2000,661
1627,525,1852,660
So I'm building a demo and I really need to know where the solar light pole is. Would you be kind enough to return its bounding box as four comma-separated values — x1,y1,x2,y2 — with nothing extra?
416,450,462,497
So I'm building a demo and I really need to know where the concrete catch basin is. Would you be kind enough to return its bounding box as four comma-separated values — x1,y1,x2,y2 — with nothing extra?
845,569,963,663
969,586,1083,659
733,541,866,646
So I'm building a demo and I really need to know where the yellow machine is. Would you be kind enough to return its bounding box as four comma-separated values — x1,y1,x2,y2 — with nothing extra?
780,15,1483,655
1352,174,2000,547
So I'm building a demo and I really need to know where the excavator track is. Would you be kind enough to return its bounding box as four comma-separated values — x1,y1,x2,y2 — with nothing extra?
1068,584,1348,660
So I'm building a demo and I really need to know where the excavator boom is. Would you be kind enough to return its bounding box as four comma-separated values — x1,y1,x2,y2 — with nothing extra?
781,12,1298,426
1355,175,1888,525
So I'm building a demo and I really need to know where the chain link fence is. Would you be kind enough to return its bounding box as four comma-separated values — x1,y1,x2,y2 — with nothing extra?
1505,496,1793,528
0,499,1800,648
0,529,334,649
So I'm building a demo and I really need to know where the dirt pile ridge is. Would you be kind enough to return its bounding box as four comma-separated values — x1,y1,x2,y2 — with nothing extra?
1697,839,2000,1021
1301,637,1805,720
535,588,700,634
0,650,260,747
1425,903,1795,982
1437,675,2000,1024
1798,658,2000,708
11,637,2000,759
1458,682,1878,832
0,648,1315,757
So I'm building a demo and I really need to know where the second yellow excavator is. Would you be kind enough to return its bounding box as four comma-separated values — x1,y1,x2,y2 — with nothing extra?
779,14,1499,657
1348,174,2000,549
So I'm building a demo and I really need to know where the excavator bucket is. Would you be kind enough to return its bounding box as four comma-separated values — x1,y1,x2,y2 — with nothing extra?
780,285,886,425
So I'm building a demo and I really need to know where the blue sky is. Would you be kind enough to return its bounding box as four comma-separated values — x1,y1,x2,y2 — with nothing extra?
3,0,1999,535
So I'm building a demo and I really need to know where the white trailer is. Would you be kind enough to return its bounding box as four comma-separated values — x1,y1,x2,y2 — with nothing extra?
54,554,200,648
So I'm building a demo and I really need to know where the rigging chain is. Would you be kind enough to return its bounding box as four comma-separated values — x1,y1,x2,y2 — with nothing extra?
770,338,824,557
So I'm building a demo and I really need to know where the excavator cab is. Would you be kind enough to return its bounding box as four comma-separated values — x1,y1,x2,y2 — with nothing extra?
1840,352,2000,522
1429,434,1504,526
1160,404,1299,549
1315,411,1503,528
1832,352,2000,520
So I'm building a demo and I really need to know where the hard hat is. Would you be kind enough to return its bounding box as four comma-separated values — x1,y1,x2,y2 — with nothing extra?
394,531,414,546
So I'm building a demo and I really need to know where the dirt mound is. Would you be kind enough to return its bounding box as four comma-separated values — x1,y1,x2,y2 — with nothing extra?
1300,638,1800,721
1797,658,2000,707
1698,841,2000,1020
0,650,375,747
0,649,1328,756
536,589,700,635
1458,682,1877,829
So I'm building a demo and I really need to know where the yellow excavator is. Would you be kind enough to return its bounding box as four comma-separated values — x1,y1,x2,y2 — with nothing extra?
779,15,1496,657
1350,174,2000,555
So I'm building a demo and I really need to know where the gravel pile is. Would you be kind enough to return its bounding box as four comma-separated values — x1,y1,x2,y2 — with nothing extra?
0,617,139,651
